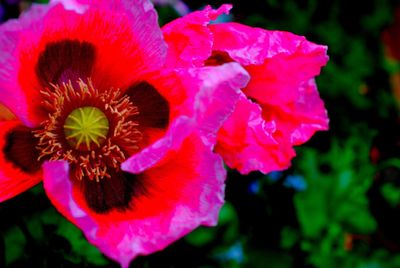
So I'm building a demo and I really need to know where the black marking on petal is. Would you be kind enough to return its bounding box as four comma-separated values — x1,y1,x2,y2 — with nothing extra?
36,40,96,87
204,50,235,66
3,125,41,173
125,81,170,129
81,171,147,214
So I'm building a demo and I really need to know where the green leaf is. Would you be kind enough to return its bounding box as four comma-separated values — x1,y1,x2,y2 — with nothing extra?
381,183,400,208
4,227,26,265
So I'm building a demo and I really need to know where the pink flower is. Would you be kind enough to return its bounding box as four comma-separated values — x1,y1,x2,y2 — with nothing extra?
163,4,329,174
0,0,249,266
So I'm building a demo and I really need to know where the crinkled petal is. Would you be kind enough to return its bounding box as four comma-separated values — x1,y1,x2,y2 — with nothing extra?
210,22,328,66
190,63,250,146
162,4,231,67
123,62,249,173
53,0,166,67
216,94,295,174
1,0,166,126
268,79,329,145
0,3,52,126
43,134,226,267
210,23,328,173
0,120,42,202
210,23,328,105
219,81,328,175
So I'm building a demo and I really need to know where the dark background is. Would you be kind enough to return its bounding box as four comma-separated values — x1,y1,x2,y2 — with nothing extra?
1,0,400,267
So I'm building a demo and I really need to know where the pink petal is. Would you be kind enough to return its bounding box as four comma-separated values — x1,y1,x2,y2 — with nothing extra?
122,62,249,173
216,94,295,174
43,134,226,267
0,3,52,126
189,63,249,146
50,0,89,13
122,116,194,173
55,0,167,69
162,4,231,67
210,23,328,174
210,23,328,105
268,79,329,145
0,120,42,202
210,22,328,65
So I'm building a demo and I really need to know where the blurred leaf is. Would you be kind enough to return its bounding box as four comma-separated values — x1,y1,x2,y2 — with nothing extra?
4,227,26,265
380,183,400,207
245,250,292,268
185,227,218,247
39,208,109,266
292,128,377,266
280,227,299,249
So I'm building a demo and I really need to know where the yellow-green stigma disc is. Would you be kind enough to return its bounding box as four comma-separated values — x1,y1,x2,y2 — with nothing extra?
64,106,109,151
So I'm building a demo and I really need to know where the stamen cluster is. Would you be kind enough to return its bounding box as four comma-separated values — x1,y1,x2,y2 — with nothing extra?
34,80,142,181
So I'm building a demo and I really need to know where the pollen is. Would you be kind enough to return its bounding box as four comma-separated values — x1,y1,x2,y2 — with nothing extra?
64,106,109,151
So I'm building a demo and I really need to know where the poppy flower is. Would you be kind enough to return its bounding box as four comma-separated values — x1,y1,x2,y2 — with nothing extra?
0,0,249,266
163,4,329,174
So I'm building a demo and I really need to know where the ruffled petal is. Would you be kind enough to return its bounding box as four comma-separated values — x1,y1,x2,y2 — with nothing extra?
265,79,329,146
1,0,166,126
0,3,53,126
209,23,328,173
210,23,328,106
189,63,249,146
162,4,231,67
210,22,328,64
162,14,328,174
43,134,226,267
54,0,166,69
122,62,249,173
218,81,328,175
0,120,42,202
216,94,295,174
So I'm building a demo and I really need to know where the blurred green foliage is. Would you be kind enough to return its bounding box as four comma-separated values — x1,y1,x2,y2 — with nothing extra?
293,133,378,267
1,185,108,267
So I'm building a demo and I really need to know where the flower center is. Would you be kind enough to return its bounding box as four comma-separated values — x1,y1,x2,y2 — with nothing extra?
64,106,109,151
34,80,142,181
